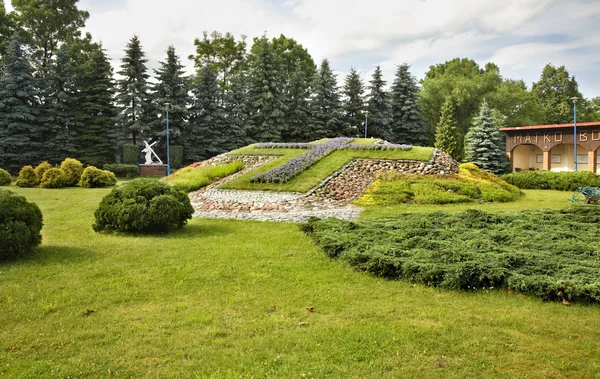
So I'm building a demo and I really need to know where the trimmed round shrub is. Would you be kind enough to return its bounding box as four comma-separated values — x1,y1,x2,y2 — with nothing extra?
0,189,43,261
60,158,84,187
93,179,194,234
40,168,67,189
79,166,118,188
34,161,53,183
0,168,11,186
16,166,38,188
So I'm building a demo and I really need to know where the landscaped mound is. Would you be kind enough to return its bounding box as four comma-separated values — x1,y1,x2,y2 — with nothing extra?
93,179,194,234
303,207,600,304
0,189,43,261
501,170,600,191
163,161,245,193
355,163,521,206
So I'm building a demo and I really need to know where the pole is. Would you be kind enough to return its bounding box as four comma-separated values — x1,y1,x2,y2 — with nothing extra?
574,101,577,172
166,106,170,175
364,111,368,138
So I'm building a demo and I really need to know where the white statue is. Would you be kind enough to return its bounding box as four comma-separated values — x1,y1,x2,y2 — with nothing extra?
141,141,163,165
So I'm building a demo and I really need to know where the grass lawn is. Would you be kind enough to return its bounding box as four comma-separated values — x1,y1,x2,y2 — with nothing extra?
222,146,434,193
1,186,600,377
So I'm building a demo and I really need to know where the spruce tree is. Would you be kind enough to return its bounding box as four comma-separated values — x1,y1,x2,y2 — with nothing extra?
116,35,153,146
246,35,286,142
42,43,79,163
223,71,251,150
282,62,312,142
309,59,348,139
152,46,190,147
434,97,461,160
0,35,42,173
390,64,428,145
464,102,506,174
366,66,393,140
342,67,365,137
75,44,116,166
187,67,226,162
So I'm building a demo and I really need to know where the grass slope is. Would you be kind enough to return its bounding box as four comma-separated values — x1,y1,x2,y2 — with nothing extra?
222,146,434,193
0,187,599,377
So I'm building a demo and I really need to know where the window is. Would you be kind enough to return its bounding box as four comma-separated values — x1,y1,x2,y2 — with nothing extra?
577,154,588,164
536,154,543,163
551,154,561,164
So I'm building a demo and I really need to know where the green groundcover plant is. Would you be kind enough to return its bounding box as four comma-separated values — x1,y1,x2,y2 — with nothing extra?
303,207,600,304
163,161,244,193
0,189,43,260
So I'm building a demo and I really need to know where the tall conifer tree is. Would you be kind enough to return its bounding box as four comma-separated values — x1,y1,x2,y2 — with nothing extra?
223,70,251,149
116,35,152,146
390,64,428,145
75,44,116,166
309,59,348,138
464,102,506,174
282,62,312,142
434,97,461,159
0,35,42,173
342,67,365,137
366,65,393,140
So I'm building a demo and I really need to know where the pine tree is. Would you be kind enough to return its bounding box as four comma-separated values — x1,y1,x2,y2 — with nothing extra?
42,43,79,163
309,59,348,138
342,67,365,137
75,44,116,166
223,71,251,150
116,35,153,146
464,102,506,174
434,97,461,160
390,64,428,145
152,46,190,147
366,66,393,140
282,62,312,142
0,35,42,173
246,35,286,142
187,67,226,162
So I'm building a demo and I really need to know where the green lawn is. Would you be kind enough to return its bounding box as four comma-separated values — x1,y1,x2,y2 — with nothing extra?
222,146,434,193
1,186,599,377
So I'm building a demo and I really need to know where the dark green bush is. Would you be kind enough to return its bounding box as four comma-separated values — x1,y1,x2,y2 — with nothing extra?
40,168,67,188
501,171,600,191
16,166,38,188
0,189,43,261
80,167,118,188
34,161,53,183
60,158,84,187
303,207,600,304
104,164,139,178
170,146,184,169
123,144,139,165
93,179,194,234
0,168,11,186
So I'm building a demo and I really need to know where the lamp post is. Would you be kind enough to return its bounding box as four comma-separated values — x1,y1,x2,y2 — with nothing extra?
571,97,579,172
364,110,369,138
164,103,171,175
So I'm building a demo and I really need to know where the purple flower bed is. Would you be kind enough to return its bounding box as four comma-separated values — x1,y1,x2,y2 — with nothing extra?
342,143,412,151
254,142,312,149
251,138,354,183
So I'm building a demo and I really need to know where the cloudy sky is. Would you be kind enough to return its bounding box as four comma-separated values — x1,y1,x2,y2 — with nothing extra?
6,0,600,97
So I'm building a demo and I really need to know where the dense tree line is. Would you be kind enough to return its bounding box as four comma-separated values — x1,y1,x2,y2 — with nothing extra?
1,0,599,173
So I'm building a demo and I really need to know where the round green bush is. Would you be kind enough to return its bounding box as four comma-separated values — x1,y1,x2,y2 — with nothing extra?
93,179,194,234
16,166,38,188
34,161,53,183
0,168,11,186
40,168,67,188
0,189,43,261
79,166,118,188
60,158,84,187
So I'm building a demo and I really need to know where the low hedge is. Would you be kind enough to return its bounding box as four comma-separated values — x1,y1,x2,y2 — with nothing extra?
0,168,11,186
80,167,118,188
501,171,600,191
93,179,194,233
0,189,43,261
104,164,139,178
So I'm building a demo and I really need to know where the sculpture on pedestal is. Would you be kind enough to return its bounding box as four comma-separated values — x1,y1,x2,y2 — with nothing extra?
142,141,163,165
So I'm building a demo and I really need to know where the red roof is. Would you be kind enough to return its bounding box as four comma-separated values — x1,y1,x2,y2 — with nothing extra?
500,122,600,132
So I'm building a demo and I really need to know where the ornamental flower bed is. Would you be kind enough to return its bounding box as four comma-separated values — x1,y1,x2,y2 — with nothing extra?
250,138,412,183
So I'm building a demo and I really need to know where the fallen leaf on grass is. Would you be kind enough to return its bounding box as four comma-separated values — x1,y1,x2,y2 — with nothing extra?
306,307,315,313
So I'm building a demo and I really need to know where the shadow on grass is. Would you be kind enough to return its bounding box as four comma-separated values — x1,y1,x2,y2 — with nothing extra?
0,245,94,266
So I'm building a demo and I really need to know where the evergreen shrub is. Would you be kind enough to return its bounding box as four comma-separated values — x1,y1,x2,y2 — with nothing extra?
0,168,11,186
170,146,184,169
123,144,139,165
80,167,118,188
93,179,194,234
0,189,43,261
16,166,38,188
40,168,67,188
60,158,84,187
34,161,53,183
104,164,139,178
501,171,600,191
